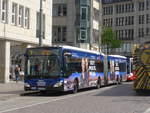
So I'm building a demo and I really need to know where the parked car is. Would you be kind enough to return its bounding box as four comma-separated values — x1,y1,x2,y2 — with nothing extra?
127,72,137,81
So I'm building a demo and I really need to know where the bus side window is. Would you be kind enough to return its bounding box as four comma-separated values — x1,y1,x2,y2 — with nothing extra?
64,55,82,76
75,58,82,73
96,60,104,72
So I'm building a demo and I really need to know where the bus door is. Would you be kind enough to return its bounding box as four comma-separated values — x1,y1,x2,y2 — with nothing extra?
63,51,82,89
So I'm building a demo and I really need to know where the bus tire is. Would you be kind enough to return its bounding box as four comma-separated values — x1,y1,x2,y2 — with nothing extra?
73,79,78,94
96,78,101,89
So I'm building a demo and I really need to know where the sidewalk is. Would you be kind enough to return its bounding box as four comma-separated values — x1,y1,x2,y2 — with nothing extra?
0,81,25,100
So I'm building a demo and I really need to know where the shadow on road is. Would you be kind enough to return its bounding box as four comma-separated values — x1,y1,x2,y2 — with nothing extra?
21,83,150,97
95,83,150,97
21,87,97,97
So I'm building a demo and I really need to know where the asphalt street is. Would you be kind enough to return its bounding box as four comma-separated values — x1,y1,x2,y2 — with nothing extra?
0,82,150,113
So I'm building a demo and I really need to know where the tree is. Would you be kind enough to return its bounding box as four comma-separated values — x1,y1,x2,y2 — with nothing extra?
101,27,122,54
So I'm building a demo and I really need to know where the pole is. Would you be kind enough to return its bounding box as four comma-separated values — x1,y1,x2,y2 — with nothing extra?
89,0,93,50
39,0,43,46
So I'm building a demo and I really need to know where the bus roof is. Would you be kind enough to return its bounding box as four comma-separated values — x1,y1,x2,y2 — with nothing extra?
27,45,105,56
108,55,127,59
51,45,104,55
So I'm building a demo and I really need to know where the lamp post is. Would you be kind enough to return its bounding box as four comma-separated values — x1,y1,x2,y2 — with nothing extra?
39,0,43,46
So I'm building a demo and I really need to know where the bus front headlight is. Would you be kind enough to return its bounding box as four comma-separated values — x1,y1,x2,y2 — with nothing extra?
24,83,30,87
54,81,63,87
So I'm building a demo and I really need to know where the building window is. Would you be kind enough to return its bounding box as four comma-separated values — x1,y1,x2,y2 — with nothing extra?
139,2,144,11
1,0,8,23
116,5,120,13
116,4,134,14
36,12,45,39
53,4,67,16
12,3,17,25
116,17,124,26
62,5,67,16
103,18,113,27
24,7,30,28
80,29,87,40
139,28,144,37
146,14,150,24
103,5,113,15
18,5,24,27
81,7,87,20
146,0,150,10
53,26,67,42
146,28,150,36
125,16,134,25
128,29,134,40
62,27,67,41
139,15,144,24
116,29,134,40
125,3,134,12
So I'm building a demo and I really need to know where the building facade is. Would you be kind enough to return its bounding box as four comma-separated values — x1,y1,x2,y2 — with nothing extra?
0,0,52,83
52,0,102,51
102,0,150,56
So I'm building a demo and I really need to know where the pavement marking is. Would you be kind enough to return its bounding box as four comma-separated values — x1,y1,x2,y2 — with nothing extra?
143,108,150,113
0,86,115,113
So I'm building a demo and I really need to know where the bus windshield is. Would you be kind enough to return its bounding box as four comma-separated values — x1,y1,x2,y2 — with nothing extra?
25,48,61,77
26,55,60,76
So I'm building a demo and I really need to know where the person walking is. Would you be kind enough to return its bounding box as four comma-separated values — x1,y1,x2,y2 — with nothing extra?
14,65,20,82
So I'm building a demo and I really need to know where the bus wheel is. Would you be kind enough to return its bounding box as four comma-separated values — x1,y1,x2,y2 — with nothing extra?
73,80,78,94
96,78,101,89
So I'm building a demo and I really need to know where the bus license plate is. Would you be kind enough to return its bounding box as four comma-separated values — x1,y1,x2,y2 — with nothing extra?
37,80,46,87
38,87,45,90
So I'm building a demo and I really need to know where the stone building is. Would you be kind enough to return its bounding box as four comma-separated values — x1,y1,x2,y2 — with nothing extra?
52,0,102,51
102,0,150,56
0,0,52,83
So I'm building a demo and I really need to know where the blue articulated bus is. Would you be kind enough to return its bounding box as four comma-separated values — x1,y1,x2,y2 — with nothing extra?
107,55,127,84
24,46,105,93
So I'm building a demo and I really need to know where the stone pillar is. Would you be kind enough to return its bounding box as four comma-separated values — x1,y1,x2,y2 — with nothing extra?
0,40,10,83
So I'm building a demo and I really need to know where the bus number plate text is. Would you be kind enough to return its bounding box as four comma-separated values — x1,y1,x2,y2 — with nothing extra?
37,80,46,87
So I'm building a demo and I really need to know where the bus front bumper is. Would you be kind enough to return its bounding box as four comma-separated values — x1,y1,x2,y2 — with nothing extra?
24,85,64,92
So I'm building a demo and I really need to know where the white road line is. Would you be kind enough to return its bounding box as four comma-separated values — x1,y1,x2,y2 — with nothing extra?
0,86,114,113
143,108,150,113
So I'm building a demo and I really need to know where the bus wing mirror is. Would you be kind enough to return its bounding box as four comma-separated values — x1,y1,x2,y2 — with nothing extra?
64,53,72,57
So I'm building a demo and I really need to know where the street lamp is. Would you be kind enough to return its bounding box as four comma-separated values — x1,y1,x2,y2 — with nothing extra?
39,0,43,46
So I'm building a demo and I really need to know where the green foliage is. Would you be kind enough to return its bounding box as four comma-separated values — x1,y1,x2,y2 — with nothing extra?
101,27,122,49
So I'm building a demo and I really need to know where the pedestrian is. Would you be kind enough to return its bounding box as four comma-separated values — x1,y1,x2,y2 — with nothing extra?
19,66,24,81
14,65,20,82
